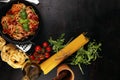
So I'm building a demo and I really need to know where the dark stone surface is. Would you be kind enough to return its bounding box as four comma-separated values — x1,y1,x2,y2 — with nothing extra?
0,0,120,80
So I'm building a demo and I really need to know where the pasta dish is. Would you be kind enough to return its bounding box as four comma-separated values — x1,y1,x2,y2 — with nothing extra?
1,3,39,40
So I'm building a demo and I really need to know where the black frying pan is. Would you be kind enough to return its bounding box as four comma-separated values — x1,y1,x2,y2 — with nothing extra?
0,0,41,44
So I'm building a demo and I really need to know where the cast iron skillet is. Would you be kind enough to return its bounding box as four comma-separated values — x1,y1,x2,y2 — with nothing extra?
0,0,41,44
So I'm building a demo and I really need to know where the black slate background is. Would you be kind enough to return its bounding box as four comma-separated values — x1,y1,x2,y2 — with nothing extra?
0,0,120,80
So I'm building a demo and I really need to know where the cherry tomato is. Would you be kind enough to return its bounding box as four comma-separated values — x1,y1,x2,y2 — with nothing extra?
46,46,52,52
30,55,35,60
33,52,39,57
35,45,42,52
45,52,50,58
37,57,41,61
33,57,40,64
42,42,49,48
39,54,45,60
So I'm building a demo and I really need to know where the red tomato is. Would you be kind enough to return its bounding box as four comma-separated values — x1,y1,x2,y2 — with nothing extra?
37,57,41,62
39,54,45,60
30,55,35,60
35,45,42,52
33,52,39,57
34,57,40,64
45,52,50,58
46,46,52,52
42,42,49,48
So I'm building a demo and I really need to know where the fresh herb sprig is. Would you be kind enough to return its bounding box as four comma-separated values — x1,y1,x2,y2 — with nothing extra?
70,41,102,74
48,33,65,52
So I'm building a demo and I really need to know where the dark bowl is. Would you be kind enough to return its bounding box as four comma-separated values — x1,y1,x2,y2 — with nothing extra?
0,0,41,44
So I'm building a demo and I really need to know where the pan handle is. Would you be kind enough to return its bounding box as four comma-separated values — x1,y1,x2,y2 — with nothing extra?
0,0,10,3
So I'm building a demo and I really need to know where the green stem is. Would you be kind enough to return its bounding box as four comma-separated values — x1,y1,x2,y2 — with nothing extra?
78,64,84,75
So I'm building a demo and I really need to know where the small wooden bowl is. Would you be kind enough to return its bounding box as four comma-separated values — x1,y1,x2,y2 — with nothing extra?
57,64,74,80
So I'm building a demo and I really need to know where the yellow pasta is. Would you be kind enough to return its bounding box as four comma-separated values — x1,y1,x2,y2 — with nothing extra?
0,36,6,51
1,43,29,69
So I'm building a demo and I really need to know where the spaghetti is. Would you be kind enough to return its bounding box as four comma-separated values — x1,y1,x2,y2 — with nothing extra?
1,3,39,40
